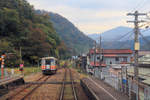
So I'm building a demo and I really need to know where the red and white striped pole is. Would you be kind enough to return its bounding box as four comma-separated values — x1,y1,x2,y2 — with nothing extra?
1,55,5,79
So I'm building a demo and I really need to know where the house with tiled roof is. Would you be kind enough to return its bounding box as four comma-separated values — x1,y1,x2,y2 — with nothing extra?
86,48,133,74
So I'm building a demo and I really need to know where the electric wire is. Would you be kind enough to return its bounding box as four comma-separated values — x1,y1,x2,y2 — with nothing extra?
131,0,148,12
93,16,150,49
139,29,150,44
117,30,133,41
131,0,143,12
120,32,134,49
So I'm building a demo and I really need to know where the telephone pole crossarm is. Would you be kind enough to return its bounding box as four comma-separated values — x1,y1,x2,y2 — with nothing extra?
127,20,146,23
127,13,147,16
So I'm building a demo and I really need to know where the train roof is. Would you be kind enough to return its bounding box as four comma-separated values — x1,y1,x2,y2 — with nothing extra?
41,57,57,60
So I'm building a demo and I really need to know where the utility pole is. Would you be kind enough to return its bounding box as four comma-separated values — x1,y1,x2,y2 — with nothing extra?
99,35,102,61
99,35,102,79
127,11,146,100
99,35,102,65
94,41,97,66
93,41,96,76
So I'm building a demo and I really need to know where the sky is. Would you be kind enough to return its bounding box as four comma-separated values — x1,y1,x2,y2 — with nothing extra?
27,0,150,34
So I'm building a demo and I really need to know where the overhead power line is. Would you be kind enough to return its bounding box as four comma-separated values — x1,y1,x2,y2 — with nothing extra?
117,30,133,41
131,0,148,12
131,0,143,12
113,21,150,42
120,33,134,49
139,29,150,44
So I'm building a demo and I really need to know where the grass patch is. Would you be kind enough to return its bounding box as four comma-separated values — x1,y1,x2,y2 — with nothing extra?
5,67,41,76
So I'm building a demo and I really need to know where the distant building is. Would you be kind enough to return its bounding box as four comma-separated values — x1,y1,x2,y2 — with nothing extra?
139,51,150,57
138,51,150,64
89,48,133,65
86,48,133,74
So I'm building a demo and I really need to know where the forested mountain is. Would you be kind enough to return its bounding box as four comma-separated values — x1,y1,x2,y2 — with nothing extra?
88,26,150,50
0,0,68,66
100,36,150,50
88,26,132,41
88,26,150,41
36,10,95,55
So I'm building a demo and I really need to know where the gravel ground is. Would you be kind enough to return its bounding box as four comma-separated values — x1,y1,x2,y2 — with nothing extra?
25,69,65,100
71,69,89,100
24,72,43,82
0,68,88,100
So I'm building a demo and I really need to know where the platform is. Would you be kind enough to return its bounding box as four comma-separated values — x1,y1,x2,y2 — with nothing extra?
81,77,129,100
0,75,24,86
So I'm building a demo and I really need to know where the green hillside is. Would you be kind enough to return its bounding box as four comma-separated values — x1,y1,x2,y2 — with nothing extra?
36,11,94,55
49,12,94,55
0,0,68,66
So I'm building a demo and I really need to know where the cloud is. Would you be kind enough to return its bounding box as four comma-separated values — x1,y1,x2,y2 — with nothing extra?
27,0,149,34
79,18,130,34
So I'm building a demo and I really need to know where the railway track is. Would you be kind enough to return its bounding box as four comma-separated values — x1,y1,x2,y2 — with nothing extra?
4,75,44,92
5,75,50,100
59,68,78,100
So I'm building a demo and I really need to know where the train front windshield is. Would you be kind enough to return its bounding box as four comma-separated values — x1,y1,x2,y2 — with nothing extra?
45,59,55,65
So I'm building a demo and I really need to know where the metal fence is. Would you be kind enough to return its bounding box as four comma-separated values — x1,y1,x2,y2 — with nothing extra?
101,66,121,90
93,66,150,100
0,68,21,81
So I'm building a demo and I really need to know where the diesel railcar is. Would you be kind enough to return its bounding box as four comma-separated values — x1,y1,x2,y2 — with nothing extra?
41,57,57,74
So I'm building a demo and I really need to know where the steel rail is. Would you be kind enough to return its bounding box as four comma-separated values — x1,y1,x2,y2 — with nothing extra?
69,69,78,100
6,75,46,100
59,68,67,100
21,76,50,100
59,68,78,100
